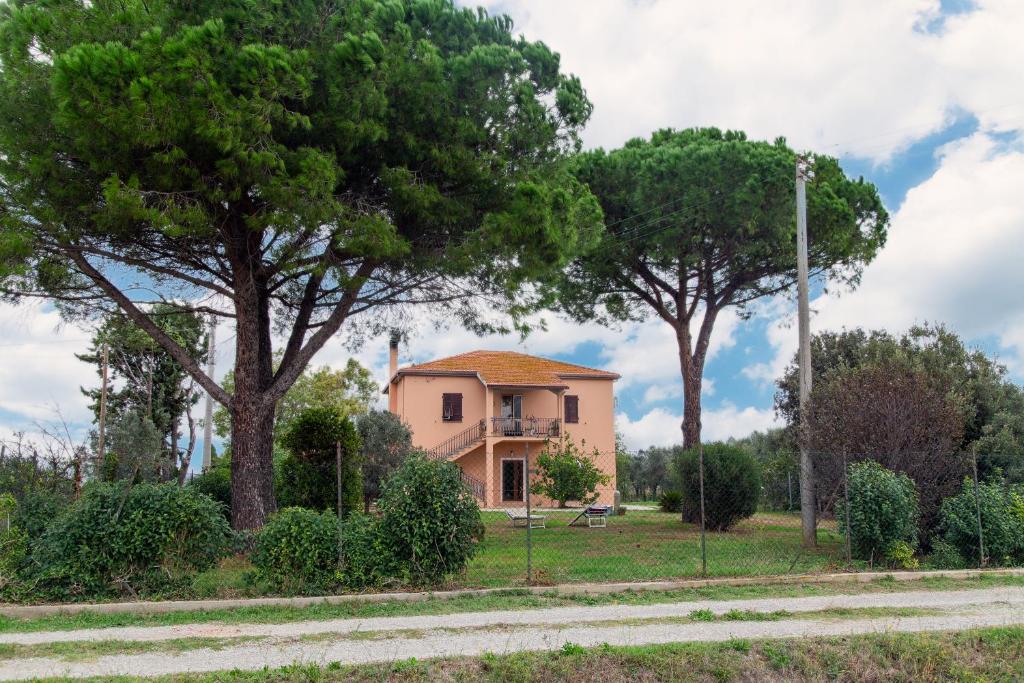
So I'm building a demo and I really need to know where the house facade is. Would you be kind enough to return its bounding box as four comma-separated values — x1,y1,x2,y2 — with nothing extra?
384,342,619,508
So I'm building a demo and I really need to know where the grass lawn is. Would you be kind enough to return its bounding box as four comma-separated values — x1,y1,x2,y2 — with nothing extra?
467,509,847,587
29,626,1024,681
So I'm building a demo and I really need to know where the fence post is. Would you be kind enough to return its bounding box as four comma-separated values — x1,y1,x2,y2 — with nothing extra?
336,440,344,569
525,443,532,585
842,449,852,565
698,442,707,577
971,447,985,568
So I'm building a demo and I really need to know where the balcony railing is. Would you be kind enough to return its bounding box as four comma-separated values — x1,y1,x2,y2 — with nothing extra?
489,416,560,438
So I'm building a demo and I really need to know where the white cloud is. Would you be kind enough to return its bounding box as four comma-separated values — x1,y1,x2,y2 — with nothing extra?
749,131,1024,383
815,132,1024,334
469,0,1024,160
616,401,779,450
0,303,94,432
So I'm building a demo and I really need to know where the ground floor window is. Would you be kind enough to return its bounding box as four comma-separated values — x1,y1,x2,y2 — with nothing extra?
501,459,525,501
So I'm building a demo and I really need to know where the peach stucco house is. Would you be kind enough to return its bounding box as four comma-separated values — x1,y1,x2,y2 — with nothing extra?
384,342,619,508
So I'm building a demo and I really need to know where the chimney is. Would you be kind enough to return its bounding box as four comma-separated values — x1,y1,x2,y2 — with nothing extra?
388,331,400,413
388,331,400,378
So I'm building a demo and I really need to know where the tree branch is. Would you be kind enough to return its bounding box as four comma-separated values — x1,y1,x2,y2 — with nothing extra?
65,247,232,406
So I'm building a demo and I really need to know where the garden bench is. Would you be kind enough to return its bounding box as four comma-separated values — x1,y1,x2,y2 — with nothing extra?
506,508,546,529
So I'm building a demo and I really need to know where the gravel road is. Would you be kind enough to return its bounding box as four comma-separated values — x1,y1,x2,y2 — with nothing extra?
4,586,1022,646
1,586,1022,680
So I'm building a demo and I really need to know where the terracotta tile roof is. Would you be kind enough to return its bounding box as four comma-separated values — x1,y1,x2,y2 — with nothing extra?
395,350,619,387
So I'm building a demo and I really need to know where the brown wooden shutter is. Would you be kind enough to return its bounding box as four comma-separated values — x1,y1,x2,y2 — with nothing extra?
565,395,579,424
442,393,463,421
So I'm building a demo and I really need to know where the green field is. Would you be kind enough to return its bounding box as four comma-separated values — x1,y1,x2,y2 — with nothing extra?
466,509,847,587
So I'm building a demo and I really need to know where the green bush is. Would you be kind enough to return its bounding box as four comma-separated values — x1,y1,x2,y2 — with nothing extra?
928,539,967,569
0,494,26,592
376,455,481,584
252,508,390,592
188,457,231,519
659,491,682,513
13,490,62,541
251,507,340,593
278,408,362,515
674,443,761,531
31,482,232,598
837,461,919,564
884,540,919,570
531,436,609,507
938,478,1024,566
339,513,391,589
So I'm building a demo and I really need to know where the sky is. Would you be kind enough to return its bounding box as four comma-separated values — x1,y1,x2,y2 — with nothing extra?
2,0,1024,457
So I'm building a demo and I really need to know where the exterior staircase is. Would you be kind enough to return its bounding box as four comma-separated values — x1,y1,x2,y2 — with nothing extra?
426,419,486,460
426,420,486,501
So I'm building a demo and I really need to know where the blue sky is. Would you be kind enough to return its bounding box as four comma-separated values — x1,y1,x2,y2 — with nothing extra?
1,0,1023,456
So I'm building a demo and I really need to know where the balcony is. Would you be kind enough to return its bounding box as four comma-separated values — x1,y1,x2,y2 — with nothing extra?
489,416,561,438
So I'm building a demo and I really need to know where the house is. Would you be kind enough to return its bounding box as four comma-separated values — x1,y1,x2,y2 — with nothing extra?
384,340,619,508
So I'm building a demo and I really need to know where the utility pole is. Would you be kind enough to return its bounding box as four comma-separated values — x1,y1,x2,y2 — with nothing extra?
796,158,817,547
97,342,109,466
201,315,217,471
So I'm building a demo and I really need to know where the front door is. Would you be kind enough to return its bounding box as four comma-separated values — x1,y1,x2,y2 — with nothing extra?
502,459,525,501
501,394,523,435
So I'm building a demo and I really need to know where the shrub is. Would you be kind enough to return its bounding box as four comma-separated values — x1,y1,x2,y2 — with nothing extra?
674,443,761,531
928,539,967,569
13,490,61,542
278,408,362,515
31,482,232,597
188,457,231,519
0,494,26,591
884,540,919,570
251,508,391,592
938,478,1024,566
531,436,609,508
837,461,919,564
357,410,413,513
376,455,481,584
339,513,391,589
251,507,340,593
659,491,682,513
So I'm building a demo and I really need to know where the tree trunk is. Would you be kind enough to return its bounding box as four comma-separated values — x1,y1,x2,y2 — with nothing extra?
230,398,276,529
228,227,278,530
676,325,702,449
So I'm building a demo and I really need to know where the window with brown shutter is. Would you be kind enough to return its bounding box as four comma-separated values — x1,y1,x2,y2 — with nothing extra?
565,395,579,424
442,393,463,422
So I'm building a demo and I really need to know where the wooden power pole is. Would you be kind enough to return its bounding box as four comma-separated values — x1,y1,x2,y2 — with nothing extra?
796,158,817,547
97,342,109,465
201,316,216,471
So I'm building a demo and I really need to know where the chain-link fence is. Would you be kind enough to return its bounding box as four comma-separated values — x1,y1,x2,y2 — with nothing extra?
458,447,1024,588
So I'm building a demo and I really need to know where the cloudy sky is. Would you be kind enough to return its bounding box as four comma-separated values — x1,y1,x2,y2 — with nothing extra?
2,0,1023,455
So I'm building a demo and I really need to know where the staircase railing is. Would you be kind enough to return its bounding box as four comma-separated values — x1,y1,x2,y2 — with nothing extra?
461,470,485,500
427,419,486,460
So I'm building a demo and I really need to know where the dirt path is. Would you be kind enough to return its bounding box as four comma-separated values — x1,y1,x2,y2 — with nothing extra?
4,586,1022,646
2,586,1023,680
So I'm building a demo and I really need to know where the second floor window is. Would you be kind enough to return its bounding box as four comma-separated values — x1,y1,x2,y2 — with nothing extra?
442,393,463,422
565,394,579,423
